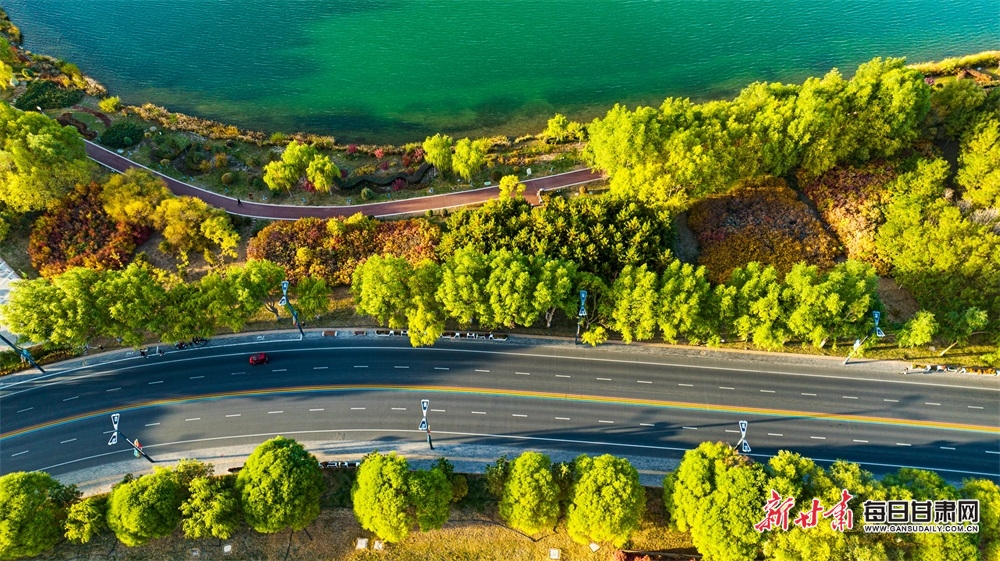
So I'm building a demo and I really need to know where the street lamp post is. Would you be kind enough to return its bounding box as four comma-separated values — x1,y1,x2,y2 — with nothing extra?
420,399,433,450
844,311,885,365
108,413,155,463
0,332,44,373
279,281,305,340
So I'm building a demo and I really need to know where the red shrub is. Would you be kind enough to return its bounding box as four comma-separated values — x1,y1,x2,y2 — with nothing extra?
28,182,151,278
373,148,385,159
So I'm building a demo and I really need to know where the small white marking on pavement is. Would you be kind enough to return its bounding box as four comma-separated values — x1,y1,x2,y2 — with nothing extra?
596,377,612,381
354,365,368,368
272,369,287,372
309,408,324,412
189,376,204,379
106,387,121,392
968,406,984,409
63,396,79,401
925,402,940,406
883,399,898,402
556,374,571,378
351,407,366,410
103,430,114,434
476,369,490,373
512,414,527,417
677,383,692,387
515,372,530,375
16,407,32,413
725,429,740,433
226,414,241,418
896,443,911,446
11,450,27,457
230,372,246,376
986,451,1000,455
810,436,826,440
268,411,283,414
598,420,614,424
186,418,201,422
682,426,697,430
392,407,407,411
941,447,956,450
853,439,869,443
842,396,857,399
60,438,76,444
555,417,570,420
148,380,163,385
719,386,734,390
145,423,160,427
394,366,408,369
431,409,446,412
760,389,775,393
640,423,655,427
434,367,449,370
801,393,817,396
768,433,784,437
471,411,486,415
638,380,652,384
314,366,329,370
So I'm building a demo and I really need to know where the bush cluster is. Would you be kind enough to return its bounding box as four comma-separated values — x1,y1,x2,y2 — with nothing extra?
28,182,150,278
99,119,147,148
13,79,83,110
687,178,839,283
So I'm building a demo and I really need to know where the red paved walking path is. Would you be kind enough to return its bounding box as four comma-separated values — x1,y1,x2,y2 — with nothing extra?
85,141,603,220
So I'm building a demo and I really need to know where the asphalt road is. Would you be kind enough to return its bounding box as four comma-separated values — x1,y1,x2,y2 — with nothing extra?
84,141,604,220
1,339,998,480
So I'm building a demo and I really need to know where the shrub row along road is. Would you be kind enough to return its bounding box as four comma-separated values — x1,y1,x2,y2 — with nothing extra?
1,339,998,480
84,141,604,219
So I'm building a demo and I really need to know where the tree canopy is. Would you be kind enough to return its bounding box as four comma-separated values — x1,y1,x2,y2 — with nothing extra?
181,476,242,540
106,468,183,547
236,436,323,533
0,472,75,560
351,451,413,543
499,451,560,535
566,454,645,547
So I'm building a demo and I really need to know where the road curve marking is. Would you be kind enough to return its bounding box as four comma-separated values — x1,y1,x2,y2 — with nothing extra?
4,384,998,442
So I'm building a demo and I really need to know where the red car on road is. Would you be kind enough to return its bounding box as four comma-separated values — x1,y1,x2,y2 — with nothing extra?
249,352,269,365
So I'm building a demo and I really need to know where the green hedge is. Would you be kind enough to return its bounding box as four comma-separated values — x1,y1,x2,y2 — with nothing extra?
100,120,147,148
13,80,83,110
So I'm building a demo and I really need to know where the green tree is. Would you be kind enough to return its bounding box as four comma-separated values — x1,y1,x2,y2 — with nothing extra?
957,118,1000,209
106,468,183,546
542,113,584,143
532,256,578,328
927,78,986,140
352,254,412,328
883,468,978,561
64,495,108,545
961,479,999,546
406,260,446,346
607,264,659,343
422,133,453,173
725,262,786,350
352,451,413,543
306,154,340,193
781,260,878,349
666,441,742,534
939,307,989,357
896,310,938,348
264,140,318,192
200,214,240,261
0,62,11,90
695,463,767,561
484,249,538,328
2,267,108,348
437,246,490,327
292,276,330,320
499,451,560,535
657,259,714,344
452,138,490,181
408,468,452,532
484,455,512,499
154,196,238,263
0,103,94,213
227,259,287,321
98,96,121,113
101,169,172,227
94,263,169,347
0,472,74,559
498,175,526,199
236,436,323,533
158,280,214,343
181,476,242,540
567,454,645,547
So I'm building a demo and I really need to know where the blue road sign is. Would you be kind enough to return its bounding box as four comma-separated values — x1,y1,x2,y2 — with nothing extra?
418,418,428,431
108,432,117,446
278,296,288,307
739,420,748,437
111,413,120,431
281,281,290,294
875,327,886,338
579,290,588,317
421,400,429,415
873,310,880,326
741,441,752,453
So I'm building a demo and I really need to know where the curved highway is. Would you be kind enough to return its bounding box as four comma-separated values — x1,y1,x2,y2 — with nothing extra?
1,338,998,480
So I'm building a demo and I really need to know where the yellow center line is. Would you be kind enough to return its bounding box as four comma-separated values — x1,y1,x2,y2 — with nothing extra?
2,384,996,440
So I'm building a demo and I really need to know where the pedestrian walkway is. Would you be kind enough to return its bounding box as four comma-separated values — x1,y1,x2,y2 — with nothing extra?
84,140,604,220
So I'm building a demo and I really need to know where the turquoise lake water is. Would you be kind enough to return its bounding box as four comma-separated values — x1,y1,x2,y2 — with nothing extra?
3,1,997,143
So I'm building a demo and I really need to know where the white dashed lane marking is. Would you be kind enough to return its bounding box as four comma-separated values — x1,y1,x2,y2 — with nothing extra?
640,423,655,427
226,414,241,418
431,409,446,413
148,380,163,385
515,372,530,375
941,447,956,450
476,369,490,373
853,439,869,443
598,420,614,424
883,399,898,402
145,423,159,427
186,418,201,422
768,433,783,437
189,376,204,379
596,377,612,381
314,366,328,370
272,369,287,372
682,426,697,430
106,387,121,392
801,393,816,396
309,408,324,412
677,383,692,387
268,411,283,414
719,387,734,390
555,417,570,420
392,408,406,411
16,407,32,413
354,365,368,368
63,396,79,401
810,436,826,440
11,450,28,457
471,411,486,415
725,429,740,433
760,390,775,393
556,375,571,378
60,438,76,444
351,407,366,411
638,380,652,384
512,414,527,417
968,406,984,409
394,366,408,369
925,402,940,406
896,443,911,447
434,367,449,371
842,396,857,399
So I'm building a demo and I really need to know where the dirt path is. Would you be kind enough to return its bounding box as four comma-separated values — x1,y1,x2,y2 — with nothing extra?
85,141,603,220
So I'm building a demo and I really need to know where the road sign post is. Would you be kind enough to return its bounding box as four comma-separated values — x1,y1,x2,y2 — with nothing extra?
0,332,44,373
107,413,155,463
420,399,433,449
575,290,588,344
278,282,305,340
735,420,751,454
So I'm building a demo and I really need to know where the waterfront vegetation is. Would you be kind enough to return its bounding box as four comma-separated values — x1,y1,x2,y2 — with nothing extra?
1,437,996,560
